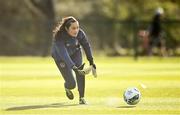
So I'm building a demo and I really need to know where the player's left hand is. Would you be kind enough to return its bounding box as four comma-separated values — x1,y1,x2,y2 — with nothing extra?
89,60,97,78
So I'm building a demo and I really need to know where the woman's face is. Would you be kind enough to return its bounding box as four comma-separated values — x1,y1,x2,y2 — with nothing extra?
66,21,79,37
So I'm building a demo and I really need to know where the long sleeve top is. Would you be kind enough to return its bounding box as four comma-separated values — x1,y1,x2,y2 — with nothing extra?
51,29,93,68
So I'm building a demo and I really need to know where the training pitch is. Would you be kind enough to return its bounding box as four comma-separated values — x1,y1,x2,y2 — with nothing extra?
0,56,180,115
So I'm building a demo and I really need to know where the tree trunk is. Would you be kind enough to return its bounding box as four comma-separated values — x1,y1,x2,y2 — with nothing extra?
25,0,55,56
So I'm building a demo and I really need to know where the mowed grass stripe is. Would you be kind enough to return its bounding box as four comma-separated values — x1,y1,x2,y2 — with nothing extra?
1,70,180,80
2,79,180,88
1,79,180,98
1,97,180,110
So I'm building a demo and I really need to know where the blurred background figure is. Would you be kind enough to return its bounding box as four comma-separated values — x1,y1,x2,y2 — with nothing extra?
147,7,167,56
138,29,149,55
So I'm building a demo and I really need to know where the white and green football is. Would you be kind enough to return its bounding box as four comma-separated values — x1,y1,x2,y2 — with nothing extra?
123,87,141,105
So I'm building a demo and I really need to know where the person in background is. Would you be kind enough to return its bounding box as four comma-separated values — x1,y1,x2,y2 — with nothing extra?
148,7,167,56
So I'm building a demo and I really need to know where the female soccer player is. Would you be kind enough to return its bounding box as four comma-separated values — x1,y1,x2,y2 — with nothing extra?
51,16,96,104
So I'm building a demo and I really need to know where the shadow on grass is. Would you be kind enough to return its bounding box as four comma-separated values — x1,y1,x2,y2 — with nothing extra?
116,105,136,108
5,103,79,111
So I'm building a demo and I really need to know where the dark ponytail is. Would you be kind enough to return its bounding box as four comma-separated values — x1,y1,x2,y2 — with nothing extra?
53,16,77,39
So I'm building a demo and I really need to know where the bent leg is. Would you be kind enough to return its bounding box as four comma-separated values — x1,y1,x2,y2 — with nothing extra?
55,61,76,90
71,51,85,98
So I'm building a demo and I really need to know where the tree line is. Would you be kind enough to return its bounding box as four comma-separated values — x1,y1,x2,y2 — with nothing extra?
0,0,180,56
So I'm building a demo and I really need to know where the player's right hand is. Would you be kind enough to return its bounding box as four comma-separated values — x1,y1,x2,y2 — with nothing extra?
72,65,85,76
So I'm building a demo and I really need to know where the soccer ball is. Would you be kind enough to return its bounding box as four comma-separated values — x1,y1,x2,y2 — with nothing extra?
123,87,141,105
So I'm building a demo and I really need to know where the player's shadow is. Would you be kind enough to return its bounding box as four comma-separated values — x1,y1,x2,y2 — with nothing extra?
116,105,136,108
5,103,79,111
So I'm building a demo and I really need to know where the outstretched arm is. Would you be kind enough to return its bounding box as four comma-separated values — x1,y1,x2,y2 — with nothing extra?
78,30,97,77
78,30,94,63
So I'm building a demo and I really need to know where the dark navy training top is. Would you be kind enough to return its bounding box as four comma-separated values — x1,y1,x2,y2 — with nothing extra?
51,29,93,68
149,14,162,38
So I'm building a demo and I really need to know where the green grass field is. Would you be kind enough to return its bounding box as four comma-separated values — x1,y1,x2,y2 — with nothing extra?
0,56,180,115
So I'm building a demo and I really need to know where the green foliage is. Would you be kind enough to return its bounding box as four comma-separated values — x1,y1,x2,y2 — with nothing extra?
0,0,54,56
95,0,180,20
0,0,180,55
